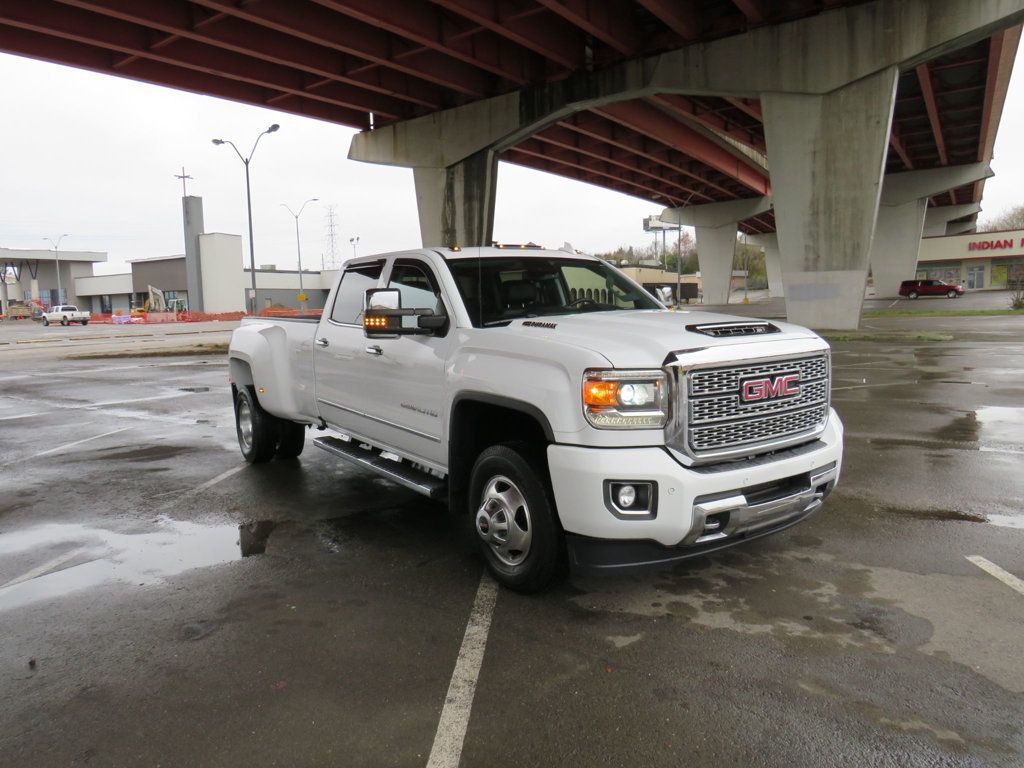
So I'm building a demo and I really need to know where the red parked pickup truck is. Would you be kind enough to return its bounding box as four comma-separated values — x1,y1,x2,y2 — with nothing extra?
899,279,965,299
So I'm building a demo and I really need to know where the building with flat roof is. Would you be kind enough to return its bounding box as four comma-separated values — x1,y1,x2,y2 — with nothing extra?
0,247,107,314
916,229,1024,290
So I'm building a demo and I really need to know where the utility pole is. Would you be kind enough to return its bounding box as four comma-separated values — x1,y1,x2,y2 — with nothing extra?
325,206,339,269
676,222,682,307
43,234,69,306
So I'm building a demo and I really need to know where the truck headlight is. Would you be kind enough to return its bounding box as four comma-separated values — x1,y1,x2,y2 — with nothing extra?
582,370,668,429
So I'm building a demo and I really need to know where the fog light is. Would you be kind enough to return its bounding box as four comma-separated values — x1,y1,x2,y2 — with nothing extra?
606,481,656,518
617,484,636,508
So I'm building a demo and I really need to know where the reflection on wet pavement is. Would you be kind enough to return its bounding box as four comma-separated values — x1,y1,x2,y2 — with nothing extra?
0,516,275,612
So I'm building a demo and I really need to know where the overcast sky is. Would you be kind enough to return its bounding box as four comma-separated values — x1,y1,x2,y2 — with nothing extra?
1,44,1023,275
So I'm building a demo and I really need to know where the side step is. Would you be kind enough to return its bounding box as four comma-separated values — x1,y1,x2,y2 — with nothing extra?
313,435,447,500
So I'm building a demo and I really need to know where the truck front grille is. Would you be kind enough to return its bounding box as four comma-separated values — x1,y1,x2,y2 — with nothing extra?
682,354,830,459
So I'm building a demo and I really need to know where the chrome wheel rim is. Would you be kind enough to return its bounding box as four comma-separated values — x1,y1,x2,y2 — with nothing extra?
237,399,254,452
475,474,532,566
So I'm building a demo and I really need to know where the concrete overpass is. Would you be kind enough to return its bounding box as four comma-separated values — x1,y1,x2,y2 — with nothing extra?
1,0,1021,327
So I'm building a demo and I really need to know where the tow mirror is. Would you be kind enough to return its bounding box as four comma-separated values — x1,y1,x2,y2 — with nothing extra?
363,288,448,337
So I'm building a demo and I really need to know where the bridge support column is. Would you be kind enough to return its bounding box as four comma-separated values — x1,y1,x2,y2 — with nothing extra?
0,272,9,314
871,200,928,298
694,225,737,305
924,204,981,236
870,163,991,297
763,67,899,330
413,150,499,247
660,197,772,307
747,234,783,298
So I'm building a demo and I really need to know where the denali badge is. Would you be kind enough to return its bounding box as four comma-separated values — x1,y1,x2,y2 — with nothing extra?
740,373,800,403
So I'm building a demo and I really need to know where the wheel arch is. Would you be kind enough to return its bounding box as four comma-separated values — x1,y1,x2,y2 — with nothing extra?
448,392,554,513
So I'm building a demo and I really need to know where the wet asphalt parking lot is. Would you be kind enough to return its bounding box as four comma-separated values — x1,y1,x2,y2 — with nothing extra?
1,318,1023,767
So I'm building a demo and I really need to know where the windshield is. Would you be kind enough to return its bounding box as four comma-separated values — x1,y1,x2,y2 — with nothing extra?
446,256,660,327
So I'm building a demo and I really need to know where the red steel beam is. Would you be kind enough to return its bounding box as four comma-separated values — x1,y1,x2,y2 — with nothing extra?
311,0,542,85
513,138,686,204
504,147,681,206
186,0,492,98
429,0,584,69
0,24,369,127
533,0,640,55
533,125,717,201
651,94,765,152
54,0,444,112
559,112,739,198
916,62,948,164
723,96,762,120
888,122,914,170
730,0,768,24
0,0,412,119
596,101,771,195
634,0,699,41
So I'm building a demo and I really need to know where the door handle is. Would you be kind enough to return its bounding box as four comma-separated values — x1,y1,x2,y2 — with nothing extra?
364,345,383,356
315,337,329,348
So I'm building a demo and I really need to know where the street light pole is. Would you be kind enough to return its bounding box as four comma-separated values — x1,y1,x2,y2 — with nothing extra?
212,124,279,314
282,198,318,307
349,236,360,260
43,234,69,306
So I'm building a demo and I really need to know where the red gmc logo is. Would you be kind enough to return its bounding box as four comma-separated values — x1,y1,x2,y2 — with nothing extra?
741,373,801,403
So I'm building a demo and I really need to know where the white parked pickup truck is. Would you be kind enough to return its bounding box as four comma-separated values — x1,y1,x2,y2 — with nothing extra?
42,305,90,326
228,245,843,591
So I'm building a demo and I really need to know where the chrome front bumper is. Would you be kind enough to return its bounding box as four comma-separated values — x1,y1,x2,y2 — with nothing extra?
683,463,838,546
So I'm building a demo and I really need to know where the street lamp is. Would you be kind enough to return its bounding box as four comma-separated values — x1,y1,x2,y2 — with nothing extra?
212,123,280,313
349,236,360,260
43,234,70,306
281,198,318,306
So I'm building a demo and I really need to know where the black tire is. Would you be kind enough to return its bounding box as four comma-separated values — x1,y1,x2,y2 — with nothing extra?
81,319,89,325
947,290,957,299
468,443,561,593
275,421,306,459
43,318,49,326
908,291,918,299
234,387,276,463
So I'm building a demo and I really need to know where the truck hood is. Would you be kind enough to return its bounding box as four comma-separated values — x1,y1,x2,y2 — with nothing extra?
503,310,822,368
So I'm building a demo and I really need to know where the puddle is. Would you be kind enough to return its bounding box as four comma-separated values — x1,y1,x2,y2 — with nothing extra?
179,386,210,393
0,517,276,612
885,508,986,524
975,406,1024,447
986,515,1024,530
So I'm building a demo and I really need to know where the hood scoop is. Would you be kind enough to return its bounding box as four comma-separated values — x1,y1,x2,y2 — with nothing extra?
685,321,780,338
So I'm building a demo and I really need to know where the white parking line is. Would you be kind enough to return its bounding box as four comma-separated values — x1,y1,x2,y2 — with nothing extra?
0,547,88,590
427,574,498,768
33,428,133,457
966,556,1024,596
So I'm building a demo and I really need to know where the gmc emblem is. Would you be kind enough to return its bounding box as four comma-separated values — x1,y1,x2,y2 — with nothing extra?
741,373,801,403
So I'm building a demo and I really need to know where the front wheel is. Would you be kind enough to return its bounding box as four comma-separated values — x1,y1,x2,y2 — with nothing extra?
234,387,276,463
908,291,919,299
469,444,561,593
947,290,957,298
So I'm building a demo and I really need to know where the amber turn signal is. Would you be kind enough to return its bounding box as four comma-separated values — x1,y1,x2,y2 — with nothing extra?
364,314,389,329
583,378,619,407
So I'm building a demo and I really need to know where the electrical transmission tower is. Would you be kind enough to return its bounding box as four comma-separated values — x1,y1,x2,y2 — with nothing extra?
324,205,340,269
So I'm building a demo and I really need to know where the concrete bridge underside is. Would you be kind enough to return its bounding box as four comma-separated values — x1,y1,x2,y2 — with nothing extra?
3,0,1022,328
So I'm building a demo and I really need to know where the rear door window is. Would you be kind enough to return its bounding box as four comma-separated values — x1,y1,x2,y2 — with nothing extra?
330,261,383,324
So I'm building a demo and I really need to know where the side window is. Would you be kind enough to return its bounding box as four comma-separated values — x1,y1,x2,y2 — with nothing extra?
388,261,444,314
330,261,383,324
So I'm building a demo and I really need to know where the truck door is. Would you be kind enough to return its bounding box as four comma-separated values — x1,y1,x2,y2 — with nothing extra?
312,259,386,438
366,257,455,470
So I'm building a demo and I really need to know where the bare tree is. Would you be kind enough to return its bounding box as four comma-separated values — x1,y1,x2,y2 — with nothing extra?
979,203,1024,232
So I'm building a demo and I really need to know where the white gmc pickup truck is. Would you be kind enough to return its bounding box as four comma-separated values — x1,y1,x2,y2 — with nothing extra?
228,245,843,591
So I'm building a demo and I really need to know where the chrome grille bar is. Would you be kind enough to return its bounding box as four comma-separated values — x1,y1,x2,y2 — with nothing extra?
676,353,831,461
